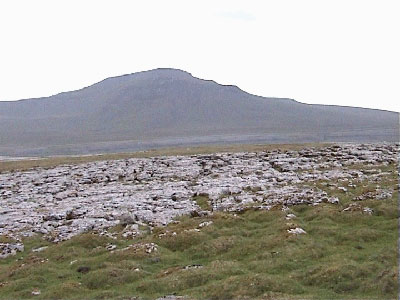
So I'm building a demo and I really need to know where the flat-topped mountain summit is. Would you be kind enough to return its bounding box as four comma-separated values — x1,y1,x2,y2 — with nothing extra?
0,68,398,156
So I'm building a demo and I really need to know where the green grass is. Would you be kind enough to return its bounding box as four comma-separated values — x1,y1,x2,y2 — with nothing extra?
0,203,397,299
0,163,397,299
193,195,212,211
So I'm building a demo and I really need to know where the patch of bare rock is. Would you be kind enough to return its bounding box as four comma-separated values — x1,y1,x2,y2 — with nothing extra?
0,143,397,258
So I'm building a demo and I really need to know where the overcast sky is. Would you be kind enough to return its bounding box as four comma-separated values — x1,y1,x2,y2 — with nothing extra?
0,0,399,112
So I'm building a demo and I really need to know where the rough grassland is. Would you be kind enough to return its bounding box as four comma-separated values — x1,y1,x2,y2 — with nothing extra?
0,152,398,299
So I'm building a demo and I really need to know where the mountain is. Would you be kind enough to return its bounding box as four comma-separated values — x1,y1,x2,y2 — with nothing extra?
0,68,398,156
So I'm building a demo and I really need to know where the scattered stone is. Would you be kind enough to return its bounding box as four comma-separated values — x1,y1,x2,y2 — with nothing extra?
285,214,296,220
122,224,140,239
156,296,187,300
145,243,158,254
343,203,373,215
287,228,307,235
354,189,393,201
106,244,117,251
363,207,373,215
0,243,24,259
111,242,158,255
376,189,393,200
32,246,48,253
198,221,213,228
328,197,340,204
183,264,203,270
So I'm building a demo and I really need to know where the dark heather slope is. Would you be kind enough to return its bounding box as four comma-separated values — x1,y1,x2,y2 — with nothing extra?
0,68,398,156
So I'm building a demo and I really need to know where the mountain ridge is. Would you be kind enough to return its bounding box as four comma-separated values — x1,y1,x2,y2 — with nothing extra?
3,68,395,113
0,68,398,156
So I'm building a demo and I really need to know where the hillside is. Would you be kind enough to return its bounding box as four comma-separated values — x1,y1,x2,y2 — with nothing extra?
0,68,398,156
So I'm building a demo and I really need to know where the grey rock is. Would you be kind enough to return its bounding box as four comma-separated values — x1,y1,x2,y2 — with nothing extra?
32,246,48,253
0,143,397,256
287,228,307,235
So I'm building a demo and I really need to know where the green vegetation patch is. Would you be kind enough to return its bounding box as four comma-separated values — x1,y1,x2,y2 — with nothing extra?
0,198,398,299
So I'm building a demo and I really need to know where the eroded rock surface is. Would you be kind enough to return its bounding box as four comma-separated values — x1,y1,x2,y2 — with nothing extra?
0,143,397,251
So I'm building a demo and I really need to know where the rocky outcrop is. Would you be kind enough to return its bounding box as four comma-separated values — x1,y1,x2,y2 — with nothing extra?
0,143,397,256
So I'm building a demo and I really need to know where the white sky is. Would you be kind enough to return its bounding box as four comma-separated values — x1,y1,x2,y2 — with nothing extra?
0,0,399,112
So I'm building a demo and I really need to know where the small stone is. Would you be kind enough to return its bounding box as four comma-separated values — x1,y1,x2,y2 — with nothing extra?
198,221,213,228
145,243,158,254
285,214,296,220
106,244,117,251
287,227,307,235
32,246,48,253
183,264,203,270
328,197,339,204
363,207,373,215
0,243,24,259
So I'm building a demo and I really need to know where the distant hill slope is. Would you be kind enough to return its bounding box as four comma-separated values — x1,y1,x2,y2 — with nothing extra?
0,68,398,156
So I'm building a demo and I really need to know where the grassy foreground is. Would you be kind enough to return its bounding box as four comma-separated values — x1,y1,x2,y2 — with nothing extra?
0,205,398,298
0,160,398,299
